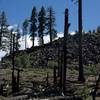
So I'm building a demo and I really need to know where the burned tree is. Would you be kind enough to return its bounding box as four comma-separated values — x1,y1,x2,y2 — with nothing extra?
62,8,70,94
16,68,23,92
46,72,49,87
53,66,57,86
12,33,16,93
23,19,29,49
72,0,85,82
11,32,22,93
78,0,85,82
59,8,70,94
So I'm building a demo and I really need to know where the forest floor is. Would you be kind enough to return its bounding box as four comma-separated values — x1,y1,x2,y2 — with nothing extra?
0,67,99,100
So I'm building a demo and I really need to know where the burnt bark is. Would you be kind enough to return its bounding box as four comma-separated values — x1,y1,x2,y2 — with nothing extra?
78,0,85,82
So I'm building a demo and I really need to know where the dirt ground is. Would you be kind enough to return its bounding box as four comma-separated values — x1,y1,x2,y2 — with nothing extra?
0,68,99,100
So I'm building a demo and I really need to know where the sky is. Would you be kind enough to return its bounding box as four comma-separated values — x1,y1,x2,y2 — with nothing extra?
0,0,100,32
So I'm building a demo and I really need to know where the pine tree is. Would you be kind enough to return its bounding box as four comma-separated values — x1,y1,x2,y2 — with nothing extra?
0,11,8,47
38,6,46,45
23,19,29,49
0,11,11,53
15,27,21,52
30,7,37,47
46,7,57,44
1,26,10,52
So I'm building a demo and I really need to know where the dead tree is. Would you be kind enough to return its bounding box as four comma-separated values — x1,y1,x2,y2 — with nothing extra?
16,69,20,91
46,72,49,87
78,0,85,82
12,33,16,93
58,41,63,91
12,32,23,92
60,8,70,94
62,8,70,94
15,68,23,92
53,66,57,86
57,42,62,77
59,50,63,92
17,68,23,91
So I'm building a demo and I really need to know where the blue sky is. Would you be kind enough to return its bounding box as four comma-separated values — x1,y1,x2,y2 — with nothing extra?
0,0,100,32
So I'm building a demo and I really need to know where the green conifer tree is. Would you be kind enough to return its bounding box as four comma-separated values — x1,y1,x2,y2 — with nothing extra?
30,7,37,47
38,6,46,45
23,19,29,49
0,11,11,53
15,27,21,52
46,7,57,44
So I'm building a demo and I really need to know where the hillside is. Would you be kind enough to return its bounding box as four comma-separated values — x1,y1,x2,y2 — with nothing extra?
1,32,100,69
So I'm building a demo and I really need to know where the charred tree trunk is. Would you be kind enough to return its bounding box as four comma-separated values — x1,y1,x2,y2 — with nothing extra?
60,8,70,94
53,66,57,86
62,8,70,94
16,70,20,92
12,34,16,93
59,53,63,92
57,42,60,77
46,72,49,87
16,68,22,92
78,0,85,82
57,42,61,77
